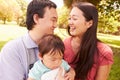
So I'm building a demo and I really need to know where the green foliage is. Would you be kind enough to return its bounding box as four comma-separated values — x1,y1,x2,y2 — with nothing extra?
57,6,70,28
15,0,27,25
98,0,120,35
63,0,100,8
97,33,120,48
63,0,73,8
18,16,26,27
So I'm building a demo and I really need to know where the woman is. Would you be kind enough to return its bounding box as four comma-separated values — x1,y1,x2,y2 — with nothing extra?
63,2,113,80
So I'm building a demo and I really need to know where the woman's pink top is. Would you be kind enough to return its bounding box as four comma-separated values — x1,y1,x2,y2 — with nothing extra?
63,37,113,80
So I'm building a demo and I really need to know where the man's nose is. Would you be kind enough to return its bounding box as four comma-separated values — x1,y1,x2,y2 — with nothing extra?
68,20,73,25
53,22,57,28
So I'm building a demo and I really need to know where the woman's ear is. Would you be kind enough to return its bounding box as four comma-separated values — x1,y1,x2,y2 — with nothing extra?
38,53,43,60
86,20,93,28
33,14,39,24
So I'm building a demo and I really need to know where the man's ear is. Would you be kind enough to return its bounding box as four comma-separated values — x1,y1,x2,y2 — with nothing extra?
86,20,93,28
38,53,43,60
33,14,39,24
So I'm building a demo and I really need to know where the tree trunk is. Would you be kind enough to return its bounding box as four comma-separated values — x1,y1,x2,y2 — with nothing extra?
3,17,6,24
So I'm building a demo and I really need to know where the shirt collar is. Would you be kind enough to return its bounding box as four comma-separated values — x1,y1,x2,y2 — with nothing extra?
22,32,38,48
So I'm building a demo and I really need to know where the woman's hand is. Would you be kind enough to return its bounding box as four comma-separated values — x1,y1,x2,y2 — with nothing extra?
64,68,75,80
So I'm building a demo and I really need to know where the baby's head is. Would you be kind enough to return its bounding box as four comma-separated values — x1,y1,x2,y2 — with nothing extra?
38,34,65,69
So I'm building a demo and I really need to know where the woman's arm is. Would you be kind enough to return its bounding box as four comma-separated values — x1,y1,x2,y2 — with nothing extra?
95,64,112,80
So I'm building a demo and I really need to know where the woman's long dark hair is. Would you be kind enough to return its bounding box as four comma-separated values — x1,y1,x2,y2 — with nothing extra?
68,2,99,80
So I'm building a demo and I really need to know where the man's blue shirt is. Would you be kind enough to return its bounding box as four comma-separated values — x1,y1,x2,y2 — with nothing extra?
0,32,38,80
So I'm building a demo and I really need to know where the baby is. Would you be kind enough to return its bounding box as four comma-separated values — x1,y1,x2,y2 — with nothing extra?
28,34,71,80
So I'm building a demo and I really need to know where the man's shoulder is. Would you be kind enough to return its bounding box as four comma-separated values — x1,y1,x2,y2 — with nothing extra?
0,36,26,55
2,37,23,49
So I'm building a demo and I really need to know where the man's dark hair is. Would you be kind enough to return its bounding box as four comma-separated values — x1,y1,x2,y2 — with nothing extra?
26,0,57,30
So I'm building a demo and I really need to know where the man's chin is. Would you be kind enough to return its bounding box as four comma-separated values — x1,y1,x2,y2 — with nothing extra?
44,32,53,35
49,32,54,34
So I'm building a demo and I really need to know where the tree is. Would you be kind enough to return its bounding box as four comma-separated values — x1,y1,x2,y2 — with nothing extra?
15,0,27,25
98,0,120,35
63,0,101,8
0,0,23,24
57,6,70,28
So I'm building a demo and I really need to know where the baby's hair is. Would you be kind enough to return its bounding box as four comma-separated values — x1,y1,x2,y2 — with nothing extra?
38,34,65,57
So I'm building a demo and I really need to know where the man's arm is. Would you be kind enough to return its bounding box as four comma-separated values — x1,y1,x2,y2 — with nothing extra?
0,41,25,80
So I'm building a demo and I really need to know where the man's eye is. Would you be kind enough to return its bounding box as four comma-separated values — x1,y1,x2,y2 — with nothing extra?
68,17,71,20
52,19,56,22
73,18,77,20
51,59,56,61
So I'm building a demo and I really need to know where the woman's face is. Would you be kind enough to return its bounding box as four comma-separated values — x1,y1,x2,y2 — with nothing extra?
68,7,91,37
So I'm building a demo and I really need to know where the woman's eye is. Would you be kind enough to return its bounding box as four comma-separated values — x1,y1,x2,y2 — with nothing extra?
68,17,77,20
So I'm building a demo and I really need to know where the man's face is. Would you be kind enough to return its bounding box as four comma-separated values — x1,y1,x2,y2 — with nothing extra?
35,7,58,35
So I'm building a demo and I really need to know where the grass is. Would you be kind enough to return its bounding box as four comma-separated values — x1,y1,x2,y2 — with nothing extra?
0,41,7,50
0,23,27,50
97,33,120,48
0,24,27,41
0,24,120,79
108,47,120,80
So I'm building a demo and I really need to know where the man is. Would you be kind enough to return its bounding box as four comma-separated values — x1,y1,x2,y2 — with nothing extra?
0,0,58,80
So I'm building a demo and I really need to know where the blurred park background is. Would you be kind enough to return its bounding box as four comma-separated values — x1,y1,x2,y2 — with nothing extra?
0,0,120,80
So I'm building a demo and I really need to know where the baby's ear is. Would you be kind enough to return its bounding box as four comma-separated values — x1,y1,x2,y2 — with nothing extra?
38,53,43,60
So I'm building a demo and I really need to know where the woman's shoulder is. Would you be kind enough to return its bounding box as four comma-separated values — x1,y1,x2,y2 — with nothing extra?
97,42,113,56
97,42,113,53
97,42,114,65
